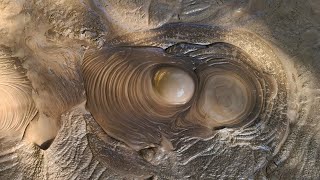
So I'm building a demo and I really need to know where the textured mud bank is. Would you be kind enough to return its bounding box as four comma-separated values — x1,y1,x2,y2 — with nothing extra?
0,0,320,179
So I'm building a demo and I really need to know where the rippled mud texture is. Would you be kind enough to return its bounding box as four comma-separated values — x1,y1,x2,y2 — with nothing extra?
0,46,37,137
1,0,320,179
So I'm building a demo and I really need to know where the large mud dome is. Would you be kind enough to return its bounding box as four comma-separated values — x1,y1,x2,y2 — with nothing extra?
0,0,320,179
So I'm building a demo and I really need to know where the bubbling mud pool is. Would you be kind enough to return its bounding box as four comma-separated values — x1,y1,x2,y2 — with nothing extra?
2,0,319,178
78,24,290,178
